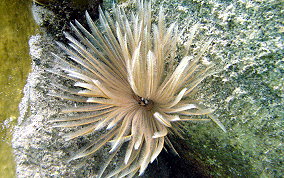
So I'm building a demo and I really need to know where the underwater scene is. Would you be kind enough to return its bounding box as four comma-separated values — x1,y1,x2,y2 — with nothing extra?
0,0,283,177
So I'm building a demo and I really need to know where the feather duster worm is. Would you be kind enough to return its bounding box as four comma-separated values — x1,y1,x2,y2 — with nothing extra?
50,1,226,177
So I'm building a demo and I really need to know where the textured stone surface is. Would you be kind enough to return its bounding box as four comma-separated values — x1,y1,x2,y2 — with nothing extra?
13,0,283,177
164,0,283,177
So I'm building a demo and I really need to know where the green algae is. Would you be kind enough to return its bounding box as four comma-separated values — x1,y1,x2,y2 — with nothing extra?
0,0,37,177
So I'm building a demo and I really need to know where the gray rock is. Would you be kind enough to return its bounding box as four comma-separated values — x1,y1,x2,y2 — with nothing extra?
13,0,283,177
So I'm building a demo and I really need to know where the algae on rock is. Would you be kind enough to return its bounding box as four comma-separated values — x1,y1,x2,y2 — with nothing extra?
12,0,283,177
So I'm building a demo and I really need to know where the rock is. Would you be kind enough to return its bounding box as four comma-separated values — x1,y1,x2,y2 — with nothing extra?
13,0,283,177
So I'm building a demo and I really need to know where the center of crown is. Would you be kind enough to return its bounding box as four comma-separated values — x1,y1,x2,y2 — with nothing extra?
133,95,154,110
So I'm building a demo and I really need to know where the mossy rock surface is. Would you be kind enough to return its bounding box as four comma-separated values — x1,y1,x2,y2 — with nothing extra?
13,0,283,177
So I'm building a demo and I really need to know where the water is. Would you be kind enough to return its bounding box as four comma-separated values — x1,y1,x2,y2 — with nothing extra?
0,0,37,177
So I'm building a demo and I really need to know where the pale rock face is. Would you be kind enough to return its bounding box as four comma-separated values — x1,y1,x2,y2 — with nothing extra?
13,0,283,177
